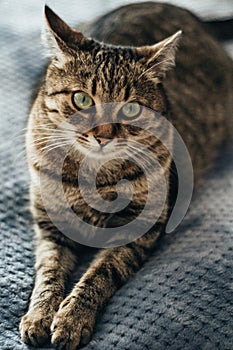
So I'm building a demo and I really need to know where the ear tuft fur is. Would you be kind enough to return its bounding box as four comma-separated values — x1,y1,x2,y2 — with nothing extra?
137,30,182,80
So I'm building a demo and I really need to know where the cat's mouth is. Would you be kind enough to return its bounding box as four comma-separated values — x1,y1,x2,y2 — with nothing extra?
75,137,124,160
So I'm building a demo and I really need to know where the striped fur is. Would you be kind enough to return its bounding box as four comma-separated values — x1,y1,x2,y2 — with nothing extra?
20,3,233,349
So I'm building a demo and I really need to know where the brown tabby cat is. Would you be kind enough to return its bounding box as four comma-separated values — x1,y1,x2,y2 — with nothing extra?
19,2,233,349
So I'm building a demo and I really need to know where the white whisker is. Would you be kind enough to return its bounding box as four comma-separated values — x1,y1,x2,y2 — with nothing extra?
126,144,153,168
42,145,68,153
31,128,83,136
13,147,27,163
41,141,74,154
33,136,71,143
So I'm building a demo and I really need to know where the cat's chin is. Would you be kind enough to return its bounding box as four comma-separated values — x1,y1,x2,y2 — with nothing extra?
80,149,121,162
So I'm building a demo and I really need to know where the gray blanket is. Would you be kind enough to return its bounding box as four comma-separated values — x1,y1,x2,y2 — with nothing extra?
0,1,232,349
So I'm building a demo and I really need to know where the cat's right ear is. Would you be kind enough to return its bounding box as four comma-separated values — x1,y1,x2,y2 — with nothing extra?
42,6,86,65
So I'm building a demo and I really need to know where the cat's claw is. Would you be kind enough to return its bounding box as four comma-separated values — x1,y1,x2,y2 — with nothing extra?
51,296,95,350
19,311,52,346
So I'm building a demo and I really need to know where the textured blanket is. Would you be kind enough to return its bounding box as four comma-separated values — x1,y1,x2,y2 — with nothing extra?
0,1,232,349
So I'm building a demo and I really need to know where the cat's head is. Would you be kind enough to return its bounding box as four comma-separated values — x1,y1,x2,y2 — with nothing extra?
35,6,181,165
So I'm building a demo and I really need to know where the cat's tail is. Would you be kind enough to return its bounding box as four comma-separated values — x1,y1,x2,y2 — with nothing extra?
202,18,233,41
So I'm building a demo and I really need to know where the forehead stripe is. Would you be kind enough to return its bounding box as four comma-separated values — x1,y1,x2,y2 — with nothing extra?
91,77,97,96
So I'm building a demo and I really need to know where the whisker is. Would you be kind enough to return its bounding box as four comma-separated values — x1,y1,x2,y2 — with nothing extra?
138,58,173,79
30,128,83,137
32,140,70,149
126,144,154,168
10,130,28,141
33,136,71,143
42,142,76,155
41,141,73,153
40,140,70,150
13,123,56,134
12,147,27,164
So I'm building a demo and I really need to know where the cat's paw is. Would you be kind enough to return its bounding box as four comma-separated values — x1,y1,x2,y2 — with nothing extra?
19,310,53,346
51,296,96,350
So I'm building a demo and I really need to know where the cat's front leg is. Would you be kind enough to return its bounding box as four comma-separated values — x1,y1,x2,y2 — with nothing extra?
51,228,162,350
20,233,76,346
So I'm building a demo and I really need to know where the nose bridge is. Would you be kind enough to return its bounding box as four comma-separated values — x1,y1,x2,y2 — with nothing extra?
91,103,119,138
84,103,123,145
95,102,119,122
94,123,116,138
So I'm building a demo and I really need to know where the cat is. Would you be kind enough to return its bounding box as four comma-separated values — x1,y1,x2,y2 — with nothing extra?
19,2,233,349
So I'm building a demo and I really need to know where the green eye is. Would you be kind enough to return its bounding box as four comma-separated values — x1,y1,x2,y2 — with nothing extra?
72,91,93,110
121,102,141,118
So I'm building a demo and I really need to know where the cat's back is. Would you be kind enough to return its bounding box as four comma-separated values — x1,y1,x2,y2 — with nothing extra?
81,2,233,92
81,2,233,175
80,2,199,45
80,2,233,97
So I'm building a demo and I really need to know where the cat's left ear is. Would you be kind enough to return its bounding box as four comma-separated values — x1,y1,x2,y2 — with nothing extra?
137,30,182,80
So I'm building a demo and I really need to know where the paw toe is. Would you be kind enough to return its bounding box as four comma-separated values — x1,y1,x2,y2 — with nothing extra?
20,313,51,346
80,327,92,346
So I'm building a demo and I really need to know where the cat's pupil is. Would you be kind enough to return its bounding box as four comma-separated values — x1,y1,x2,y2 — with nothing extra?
122,102,140,118
82,96,88,105
78,94,88,106
73,91,93,110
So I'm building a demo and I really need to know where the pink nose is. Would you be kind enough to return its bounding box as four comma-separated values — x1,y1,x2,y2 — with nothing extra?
95,137,111,146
